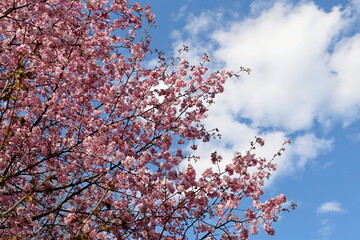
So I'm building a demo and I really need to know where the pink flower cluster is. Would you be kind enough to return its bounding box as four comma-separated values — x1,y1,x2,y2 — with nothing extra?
0,1,293,239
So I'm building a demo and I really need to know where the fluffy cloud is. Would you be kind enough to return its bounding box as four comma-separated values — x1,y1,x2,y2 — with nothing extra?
173,1,360,130
285,134,333,170
317,201,346,214
173,1,360,182
328,34,360,125
210,2,350,131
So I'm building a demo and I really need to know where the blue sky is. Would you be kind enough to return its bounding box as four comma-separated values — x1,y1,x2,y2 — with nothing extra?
143,0,360,239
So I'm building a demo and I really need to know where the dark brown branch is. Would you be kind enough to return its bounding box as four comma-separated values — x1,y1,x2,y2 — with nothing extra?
0,3,32,20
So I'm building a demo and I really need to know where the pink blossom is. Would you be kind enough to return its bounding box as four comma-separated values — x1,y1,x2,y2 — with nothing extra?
0,0,292,238
256,137,265,146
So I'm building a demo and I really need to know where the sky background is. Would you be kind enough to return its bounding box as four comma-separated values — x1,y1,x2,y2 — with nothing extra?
142,0,360,239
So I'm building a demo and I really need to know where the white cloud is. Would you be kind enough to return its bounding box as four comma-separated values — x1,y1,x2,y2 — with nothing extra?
211,2,347,131
184,120,288,177
250,0,278,15
182,121,332,186
172,1,359,183
286,134,333,169
173,1,360,131
317,219,335,239
328,34,360,125
171,5,188,21
351,0,360,12
317,201,346,214
184,12,212,35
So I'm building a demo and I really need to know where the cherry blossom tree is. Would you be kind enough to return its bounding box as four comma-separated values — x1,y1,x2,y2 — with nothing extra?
0,0,295,239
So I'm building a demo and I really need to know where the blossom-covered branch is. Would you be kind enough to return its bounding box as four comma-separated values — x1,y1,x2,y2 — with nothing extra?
0,0,294,239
